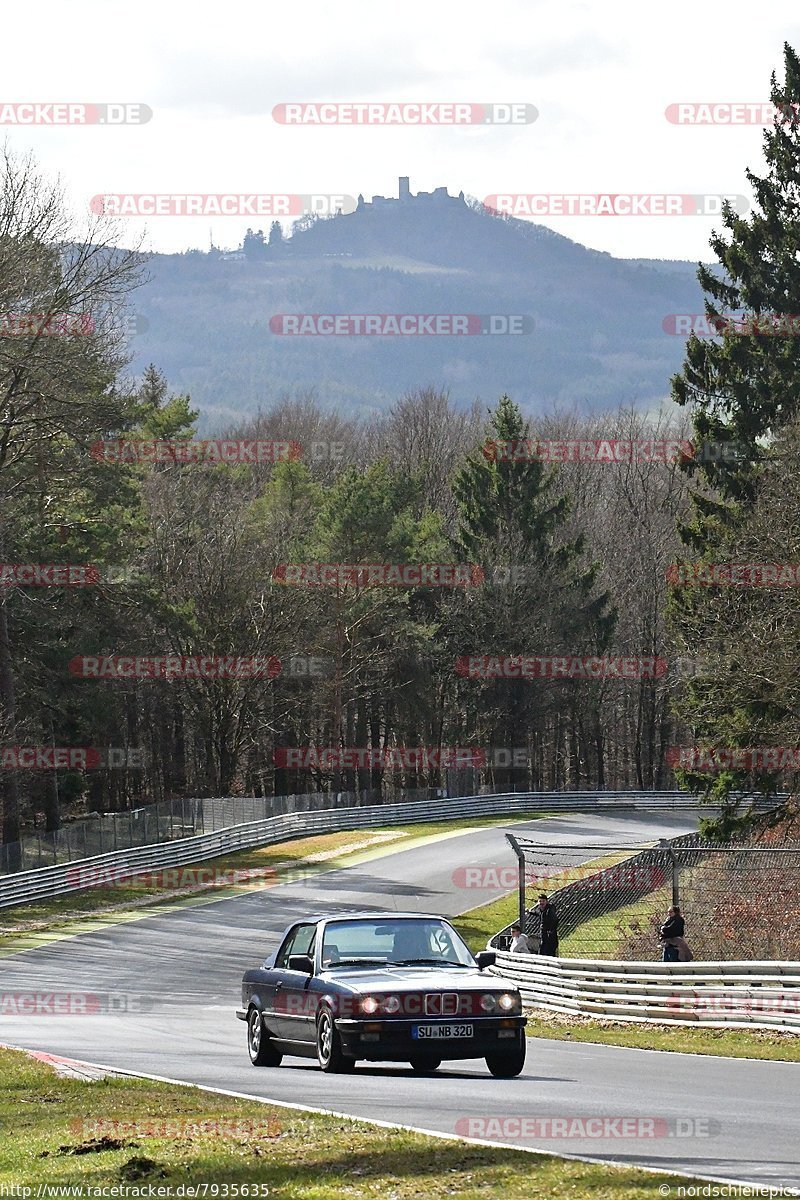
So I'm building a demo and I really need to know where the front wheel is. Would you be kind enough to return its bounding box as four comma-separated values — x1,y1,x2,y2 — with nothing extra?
316,1006,356,1073
409,1055,441,1073
486,1041,526,1079
247,1008,283,1067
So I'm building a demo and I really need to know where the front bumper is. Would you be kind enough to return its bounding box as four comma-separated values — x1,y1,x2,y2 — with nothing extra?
334,1015,526,1060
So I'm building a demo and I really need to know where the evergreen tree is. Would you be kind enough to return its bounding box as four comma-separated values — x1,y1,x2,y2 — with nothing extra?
242,228,266,261
673,44,800,530
450,396,613,789
670,44,800,830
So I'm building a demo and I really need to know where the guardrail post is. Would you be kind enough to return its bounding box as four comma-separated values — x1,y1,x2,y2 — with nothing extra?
506,833,526,929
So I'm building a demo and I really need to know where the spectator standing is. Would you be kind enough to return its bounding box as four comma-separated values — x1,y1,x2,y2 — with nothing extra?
537,893,559,956
659,905,693,962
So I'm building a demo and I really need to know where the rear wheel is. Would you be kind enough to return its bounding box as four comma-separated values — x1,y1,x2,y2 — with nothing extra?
409,1055,441,1073
316,1006,356,1073
247,1008,283,1067
486,1040,526,1078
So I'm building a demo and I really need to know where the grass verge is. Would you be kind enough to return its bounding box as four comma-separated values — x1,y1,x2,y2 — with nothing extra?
524,1009,800,1061
0,1047,698,1197
454,853,626,953
557,883,673,959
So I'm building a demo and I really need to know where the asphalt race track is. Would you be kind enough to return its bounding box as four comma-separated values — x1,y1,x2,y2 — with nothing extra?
2,810,799,1188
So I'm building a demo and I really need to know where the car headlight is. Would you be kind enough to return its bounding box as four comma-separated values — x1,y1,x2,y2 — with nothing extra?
480,993,497,1012
360,996,380,1015
382,995,401,1014
497,992,519,1012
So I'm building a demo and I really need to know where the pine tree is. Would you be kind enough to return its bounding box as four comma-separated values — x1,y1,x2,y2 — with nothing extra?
670,44,800,830
450,396,613,789
673,43,800,530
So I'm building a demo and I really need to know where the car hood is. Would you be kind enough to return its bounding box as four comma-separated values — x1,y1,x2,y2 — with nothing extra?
319,966,518,993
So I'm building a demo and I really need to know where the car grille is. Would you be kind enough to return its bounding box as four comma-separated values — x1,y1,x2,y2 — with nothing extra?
424,992,459,1016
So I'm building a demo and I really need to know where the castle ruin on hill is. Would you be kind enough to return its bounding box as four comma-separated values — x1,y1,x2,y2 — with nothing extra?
356,176,466,211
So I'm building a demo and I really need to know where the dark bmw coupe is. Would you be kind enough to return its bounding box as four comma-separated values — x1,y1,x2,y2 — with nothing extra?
237,911,526,1076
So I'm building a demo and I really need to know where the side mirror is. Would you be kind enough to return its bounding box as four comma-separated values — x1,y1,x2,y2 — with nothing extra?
476,951,496,970
287,954,314,974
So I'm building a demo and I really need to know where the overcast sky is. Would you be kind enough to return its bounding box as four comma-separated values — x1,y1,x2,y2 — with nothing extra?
4,0,799,261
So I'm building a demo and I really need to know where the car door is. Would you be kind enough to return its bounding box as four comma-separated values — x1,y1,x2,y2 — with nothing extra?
271,922,318,1043
248,950,280,1033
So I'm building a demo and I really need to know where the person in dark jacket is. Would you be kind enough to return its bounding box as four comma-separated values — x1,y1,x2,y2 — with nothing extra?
537,893,559,956
659,905,692,961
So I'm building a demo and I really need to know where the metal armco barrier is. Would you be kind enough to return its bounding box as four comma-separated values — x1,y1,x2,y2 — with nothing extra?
0,789,713,911
490,951,800,1032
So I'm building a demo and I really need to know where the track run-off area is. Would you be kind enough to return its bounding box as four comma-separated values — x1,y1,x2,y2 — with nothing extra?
2,809,799,1189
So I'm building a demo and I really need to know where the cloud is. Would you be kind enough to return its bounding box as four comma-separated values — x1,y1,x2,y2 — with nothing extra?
485,33,625,80
154,46,440,115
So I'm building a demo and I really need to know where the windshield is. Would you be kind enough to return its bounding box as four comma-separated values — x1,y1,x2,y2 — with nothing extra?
320,918,475,968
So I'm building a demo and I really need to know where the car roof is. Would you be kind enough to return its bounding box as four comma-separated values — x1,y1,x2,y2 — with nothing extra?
304,912,452,925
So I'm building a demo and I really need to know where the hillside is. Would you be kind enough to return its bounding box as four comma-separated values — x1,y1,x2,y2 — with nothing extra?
124,182,707,428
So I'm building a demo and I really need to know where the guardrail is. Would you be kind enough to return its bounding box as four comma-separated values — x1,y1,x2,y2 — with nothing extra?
489,951,800,1032
0,787,438,875
0,788,709,911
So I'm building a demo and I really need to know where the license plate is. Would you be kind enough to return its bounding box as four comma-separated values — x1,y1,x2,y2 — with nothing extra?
412,1024,473,1039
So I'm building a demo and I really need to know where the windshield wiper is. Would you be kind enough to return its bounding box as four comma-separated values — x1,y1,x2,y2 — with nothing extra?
327,957,387,967
388,958,465,967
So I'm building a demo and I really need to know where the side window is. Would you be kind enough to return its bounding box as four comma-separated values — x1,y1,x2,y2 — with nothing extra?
276,923,316,969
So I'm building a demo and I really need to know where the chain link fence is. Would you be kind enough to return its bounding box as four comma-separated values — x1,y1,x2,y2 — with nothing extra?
0,787,441,875
494,814,800,960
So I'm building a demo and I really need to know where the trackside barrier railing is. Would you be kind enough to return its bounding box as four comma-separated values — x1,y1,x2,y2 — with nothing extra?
0,788,716,911
0,788,435,875
489,951,800,1032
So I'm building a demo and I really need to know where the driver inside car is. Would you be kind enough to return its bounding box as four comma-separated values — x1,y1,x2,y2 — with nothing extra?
390,925,432,963
322,942,341,967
